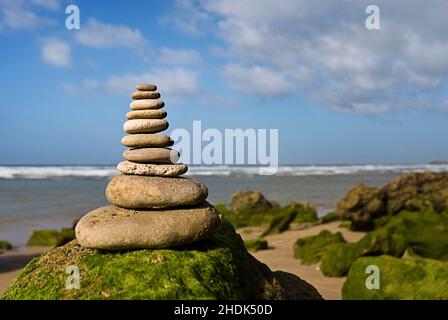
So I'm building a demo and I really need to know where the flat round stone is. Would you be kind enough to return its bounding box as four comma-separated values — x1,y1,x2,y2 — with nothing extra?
123,148,179,164
136,84,157,91
117,161,188,176
121,134,173,148
123,119,168,134
130,99,165,110
132,91,160,100
127,109,167,120
106,175,209,209
75,203,221,250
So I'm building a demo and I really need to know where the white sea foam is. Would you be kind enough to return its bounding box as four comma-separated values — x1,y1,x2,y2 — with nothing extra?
0,166,117,179
0,164,447,179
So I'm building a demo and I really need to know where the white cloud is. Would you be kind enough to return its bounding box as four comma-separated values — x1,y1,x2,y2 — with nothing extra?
174,0,448,114
41,38,71,68
222,64,295,97
158,47,203,65
30,0,59,11
0,0,56,31
63,68,201,102
75,18,146,49
160,0,212,36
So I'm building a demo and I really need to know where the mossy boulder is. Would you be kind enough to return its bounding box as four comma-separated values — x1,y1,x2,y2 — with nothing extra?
231,191,273,214
320,209,448,277
320,211,340,224
3,220,322,300
342,255,448,300
294,230,346,265
338,221,352,229
261,207,298,236
0,240,13,252
336,184,385,230
244,238,269,252
337,172,448,231
27,228,75,247
384,172,448,215
290,202,318,224
320,228,407,277
217,200,318,233
216,203,299,229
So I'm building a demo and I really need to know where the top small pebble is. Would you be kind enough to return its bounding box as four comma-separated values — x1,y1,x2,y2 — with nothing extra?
136,84,157,91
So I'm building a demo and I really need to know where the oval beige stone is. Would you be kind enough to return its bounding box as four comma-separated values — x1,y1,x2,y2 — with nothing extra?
132,91,160,100
105,175,209,209
127,109,167,120
117,161,188,176
123,119,168,134
123,148,179,164
130,99,165,110
75,203,221,250
136,84,157,91
121,134,173,148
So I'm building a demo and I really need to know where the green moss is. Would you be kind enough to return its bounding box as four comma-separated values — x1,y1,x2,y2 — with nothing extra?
293,230,346,265
261,207,298,236
320,234,386,277
342,255,448,300
320,211,340,224
389,210,448,261
319,209,448,277
338,221,352,229
0,240,13,251
216,201,319,233
321,221,409,277
244,238,268,252
3,220,322,300
291,203,318,224
216,203,299,229
27,228,75,247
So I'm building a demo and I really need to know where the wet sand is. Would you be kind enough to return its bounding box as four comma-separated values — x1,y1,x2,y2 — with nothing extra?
239,221,365,300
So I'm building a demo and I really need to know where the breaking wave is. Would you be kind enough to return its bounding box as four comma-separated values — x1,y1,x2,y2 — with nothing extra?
0,164,447,179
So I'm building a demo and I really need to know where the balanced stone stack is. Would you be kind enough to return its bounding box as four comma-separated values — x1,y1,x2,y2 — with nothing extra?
75,84,221,250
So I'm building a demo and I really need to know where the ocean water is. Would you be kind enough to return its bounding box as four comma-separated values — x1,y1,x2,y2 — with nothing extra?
1,164,447,247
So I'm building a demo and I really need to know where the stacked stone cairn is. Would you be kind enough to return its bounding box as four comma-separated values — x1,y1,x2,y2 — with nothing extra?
75,84,221,250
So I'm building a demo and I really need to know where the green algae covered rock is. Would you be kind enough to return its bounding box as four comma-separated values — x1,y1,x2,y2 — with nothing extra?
336,184,385,231
244,238,269,252
27,228,75,247
293,230,346,265
290,202,318,224
216,203,297,229
319,230,405,278
217,201,318,233
261,207,298,236
336,172,448,231
3,220,322,300
231,191,273,214
319,209,448,277
338,221,352,229
320,211,340,224
0,240,13,252
342,255,448,300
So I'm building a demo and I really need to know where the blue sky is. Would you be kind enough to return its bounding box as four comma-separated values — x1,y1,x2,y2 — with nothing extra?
0,0,447,165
